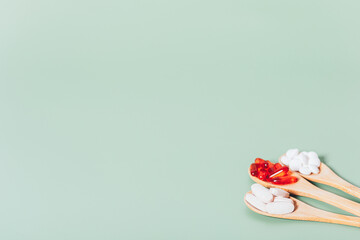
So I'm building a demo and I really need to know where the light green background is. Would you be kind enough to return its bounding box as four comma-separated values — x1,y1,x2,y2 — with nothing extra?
1,0,360,239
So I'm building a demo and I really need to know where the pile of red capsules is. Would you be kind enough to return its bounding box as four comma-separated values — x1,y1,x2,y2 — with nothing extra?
250,158,298,185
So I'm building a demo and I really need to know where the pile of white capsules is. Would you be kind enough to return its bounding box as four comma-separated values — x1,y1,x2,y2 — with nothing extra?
280,149,321,175
245,183,295,214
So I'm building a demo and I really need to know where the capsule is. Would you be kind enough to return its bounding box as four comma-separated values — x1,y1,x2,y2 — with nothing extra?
264,160,275,173
270,176,298,185
269,166,289,179
250,163,258,176
255,158,266,164
264,160,274,168
274,163,282,170
258,169,268,180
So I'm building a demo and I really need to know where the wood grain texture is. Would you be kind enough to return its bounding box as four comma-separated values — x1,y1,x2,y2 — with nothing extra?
244,191,360,228
279,155,360,199
301,162,360,199
248,168,360,217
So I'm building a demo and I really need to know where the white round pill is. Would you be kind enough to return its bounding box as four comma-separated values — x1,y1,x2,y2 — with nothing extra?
299,165,311,175
289,158,302,171
245,193,267,212
270,188,290,198
309,157,321,167
280,155,290,166
251,183,274,203
307,151,318,159
309,164,320,174
266,201,295,214
296,153,309,166
286,149,299,159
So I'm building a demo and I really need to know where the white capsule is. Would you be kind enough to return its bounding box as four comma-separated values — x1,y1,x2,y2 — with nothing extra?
307,151,318,159
299,165,311,175
251,183,274,203
245,193,267,212
309,157,321,167
266,201,295,214
309,164,320,174
270,188,290,198
274,196,293,204
286,149,299,159
280,155,290,166
289,158,302,171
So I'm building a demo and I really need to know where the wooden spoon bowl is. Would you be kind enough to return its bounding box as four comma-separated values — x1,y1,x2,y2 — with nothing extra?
244,191,360,228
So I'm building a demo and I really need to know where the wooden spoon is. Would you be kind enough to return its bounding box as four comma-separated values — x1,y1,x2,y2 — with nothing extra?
244,191,360,228
248,167,360,217
279,154,360,199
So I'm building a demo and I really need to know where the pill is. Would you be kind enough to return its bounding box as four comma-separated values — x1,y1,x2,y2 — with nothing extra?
270,188,290,198
289,158,302,171
269,166,289,179
250,159,298,185
245,193,267,212
280,155,290,166
299,165,311,175
297,152,309,165
274,196,293,204
286,149,299,159
255,158,266,164
265,160,275,172
258,169,268,180
251,183,274,203
250,163,258,176
307,151,318,159
309,157,321,167
309,164,319,174
274,163,282,170
271,176,298,185
266,201,295,214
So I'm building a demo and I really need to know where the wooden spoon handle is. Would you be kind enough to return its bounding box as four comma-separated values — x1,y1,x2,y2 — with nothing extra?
317,174,360,199
303,164,360,199
306,186,360,217
294,198,360,227
315,211,360,227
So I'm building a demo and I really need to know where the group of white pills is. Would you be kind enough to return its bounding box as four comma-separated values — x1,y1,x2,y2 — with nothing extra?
245,183,295,214
280,149,321,175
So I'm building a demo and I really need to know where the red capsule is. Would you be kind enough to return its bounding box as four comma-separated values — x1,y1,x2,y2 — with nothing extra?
269,166,289,179
250,163,258,176
265,160,275,173
255,158,266,164
274,163,282,170
264,160,274,168
255,163,265,171
250,159,297,185
258,169,268,180
270,176,298,185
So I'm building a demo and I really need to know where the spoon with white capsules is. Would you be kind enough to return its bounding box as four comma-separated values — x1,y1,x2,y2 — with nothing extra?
279,154,360,199
244,191,360,228
248,166,360,217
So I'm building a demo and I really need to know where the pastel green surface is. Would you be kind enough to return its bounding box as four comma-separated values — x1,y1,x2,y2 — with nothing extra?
1,0,360,239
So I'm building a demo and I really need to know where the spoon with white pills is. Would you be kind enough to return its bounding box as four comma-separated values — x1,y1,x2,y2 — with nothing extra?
279,153,360,199
244,191,360,228
248,167,360,217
